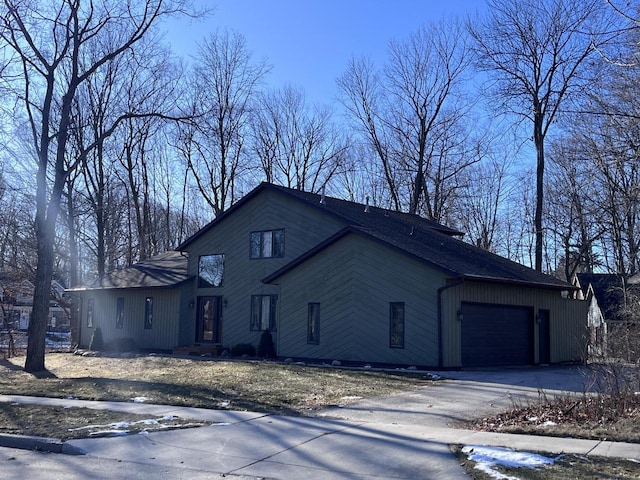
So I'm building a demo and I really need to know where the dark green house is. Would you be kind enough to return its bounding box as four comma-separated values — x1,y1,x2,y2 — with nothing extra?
69,183,588,368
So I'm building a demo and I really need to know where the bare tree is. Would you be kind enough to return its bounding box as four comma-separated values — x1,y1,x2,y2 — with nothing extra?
468,0,607,271
454,155,510,253
180,30,270,216
545,144,603,280
0,0,192,373
337,56,401,210
252,85,349,192
550,51,640,277
338,19,477,220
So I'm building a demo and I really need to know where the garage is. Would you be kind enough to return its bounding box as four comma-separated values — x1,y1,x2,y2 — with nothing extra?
461,302,534,367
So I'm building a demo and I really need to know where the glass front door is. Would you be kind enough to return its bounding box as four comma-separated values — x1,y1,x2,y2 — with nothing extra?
197,296,222,343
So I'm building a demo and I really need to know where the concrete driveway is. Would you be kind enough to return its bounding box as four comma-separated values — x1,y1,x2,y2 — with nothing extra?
318,365,595,428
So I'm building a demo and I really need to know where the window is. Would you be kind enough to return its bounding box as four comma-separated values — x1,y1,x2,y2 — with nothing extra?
198,254,224,288
390,302,405,348
250,229,285,258
116,297,124,329
250,295,277,331
87,298,94,328
307,303,320,344
144,297,153,330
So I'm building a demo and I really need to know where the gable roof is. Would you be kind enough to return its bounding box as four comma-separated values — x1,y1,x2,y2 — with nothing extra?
264,225,572,290
177,182,570,291
177,182,463,251
67,251,191,292
575,273,628,321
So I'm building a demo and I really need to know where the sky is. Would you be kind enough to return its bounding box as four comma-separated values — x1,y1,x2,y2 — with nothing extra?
165,0,487,107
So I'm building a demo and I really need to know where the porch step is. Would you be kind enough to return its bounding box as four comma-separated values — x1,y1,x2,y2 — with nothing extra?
172,343,223,356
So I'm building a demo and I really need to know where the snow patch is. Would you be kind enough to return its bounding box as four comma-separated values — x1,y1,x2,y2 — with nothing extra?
68,416,200,437
462,445,554,479
339,396,363,401
89,429,129,437
131,396,148,403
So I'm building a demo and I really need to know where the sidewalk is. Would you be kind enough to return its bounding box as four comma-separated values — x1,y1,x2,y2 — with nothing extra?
1,393,639,479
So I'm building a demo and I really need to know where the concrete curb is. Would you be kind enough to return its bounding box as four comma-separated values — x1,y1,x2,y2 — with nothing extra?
0,433,84,455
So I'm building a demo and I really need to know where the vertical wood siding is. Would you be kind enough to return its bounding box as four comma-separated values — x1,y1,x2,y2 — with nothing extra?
440,281,588,368
182,189,347,350
78,287,182,350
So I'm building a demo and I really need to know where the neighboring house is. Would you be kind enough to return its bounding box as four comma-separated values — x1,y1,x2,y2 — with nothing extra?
0,276,70,332
69,183,588,368
573,273,639,358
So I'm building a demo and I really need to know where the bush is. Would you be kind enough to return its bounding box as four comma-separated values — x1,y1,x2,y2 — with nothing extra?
258,329,276,358
88,327,104,351
230,343,256,357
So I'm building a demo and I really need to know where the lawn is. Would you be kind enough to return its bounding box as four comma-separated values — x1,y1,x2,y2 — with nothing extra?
0,351,433,440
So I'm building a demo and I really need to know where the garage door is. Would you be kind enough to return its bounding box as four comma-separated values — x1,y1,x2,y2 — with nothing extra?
461,303,534,367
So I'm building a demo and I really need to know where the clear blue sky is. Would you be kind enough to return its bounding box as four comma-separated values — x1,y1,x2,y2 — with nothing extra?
166,0,487,106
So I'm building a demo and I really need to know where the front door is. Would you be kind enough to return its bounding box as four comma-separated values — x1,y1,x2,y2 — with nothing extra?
197,296,222,343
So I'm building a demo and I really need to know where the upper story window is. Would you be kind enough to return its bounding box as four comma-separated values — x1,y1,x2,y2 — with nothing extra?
250,229,285,259
198,254,225,288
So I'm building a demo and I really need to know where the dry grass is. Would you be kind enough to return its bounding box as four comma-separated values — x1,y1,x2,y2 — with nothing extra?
0,403,210,440
458,377,640,479
0,352,432,414
0,352,432,440
468,390,640,443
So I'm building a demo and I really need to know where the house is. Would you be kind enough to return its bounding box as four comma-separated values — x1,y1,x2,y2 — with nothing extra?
573,273,640,358
1,276,70,332
68,183,588,368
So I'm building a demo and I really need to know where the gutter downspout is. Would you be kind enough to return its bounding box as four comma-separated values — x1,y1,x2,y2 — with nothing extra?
437,278,464,368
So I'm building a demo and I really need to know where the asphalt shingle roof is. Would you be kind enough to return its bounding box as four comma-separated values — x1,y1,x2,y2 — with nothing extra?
257,184,572,290
67,251,190,291
167,182,572,290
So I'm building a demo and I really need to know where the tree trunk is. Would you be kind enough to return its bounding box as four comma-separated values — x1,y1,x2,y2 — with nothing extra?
534,110,545,272
25,220,55,372
65,184,81,346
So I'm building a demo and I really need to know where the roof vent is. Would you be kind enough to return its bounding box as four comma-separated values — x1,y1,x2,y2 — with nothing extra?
320,186,326,205
364,196,370,213
410,226,414,236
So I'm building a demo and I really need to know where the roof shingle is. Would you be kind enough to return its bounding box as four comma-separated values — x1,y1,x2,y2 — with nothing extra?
67,251,190,291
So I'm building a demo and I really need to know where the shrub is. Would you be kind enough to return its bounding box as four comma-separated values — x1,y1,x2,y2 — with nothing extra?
258,329,276,358
88,327,104,351
230,343,256,358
